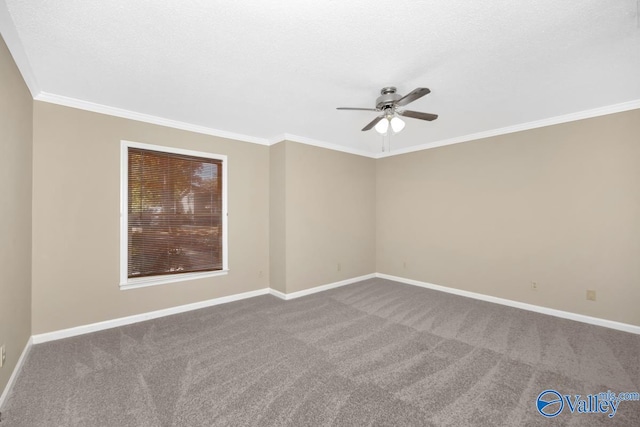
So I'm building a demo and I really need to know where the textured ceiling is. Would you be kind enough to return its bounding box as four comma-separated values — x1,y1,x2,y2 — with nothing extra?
2,0,640,155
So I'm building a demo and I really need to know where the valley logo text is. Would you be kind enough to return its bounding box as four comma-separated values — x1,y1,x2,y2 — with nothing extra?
536,389,639,418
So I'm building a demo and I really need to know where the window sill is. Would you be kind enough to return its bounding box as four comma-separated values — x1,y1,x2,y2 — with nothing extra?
120,270,229,291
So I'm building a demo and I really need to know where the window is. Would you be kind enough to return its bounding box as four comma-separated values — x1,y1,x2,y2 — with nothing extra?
120,141,227,289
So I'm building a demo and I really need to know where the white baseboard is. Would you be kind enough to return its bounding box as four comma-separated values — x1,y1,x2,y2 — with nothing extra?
30,274,377,344
269,288,288,300
376,273,640,335
5,272,638,408
32,288,271,344
30,270,638,347
269,273,376,300
0,336,33,410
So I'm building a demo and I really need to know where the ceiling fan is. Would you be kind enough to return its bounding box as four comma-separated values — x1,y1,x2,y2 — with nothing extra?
337,87,438,134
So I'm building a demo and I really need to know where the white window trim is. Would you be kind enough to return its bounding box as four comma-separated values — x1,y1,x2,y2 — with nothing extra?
120,140,228,290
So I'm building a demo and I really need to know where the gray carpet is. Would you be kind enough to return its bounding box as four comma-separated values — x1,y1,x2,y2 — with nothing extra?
2,278,639,426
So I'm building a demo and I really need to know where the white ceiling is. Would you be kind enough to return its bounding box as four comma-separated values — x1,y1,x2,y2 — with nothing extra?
2,0,640,156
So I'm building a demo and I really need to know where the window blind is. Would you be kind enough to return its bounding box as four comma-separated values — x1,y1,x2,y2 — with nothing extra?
128,147,223,278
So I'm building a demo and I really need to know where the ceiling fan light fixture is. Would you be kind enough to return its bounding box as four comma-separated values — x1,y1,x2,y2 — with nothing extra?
390,116,405,133
337,86,437,135
374,118,389,134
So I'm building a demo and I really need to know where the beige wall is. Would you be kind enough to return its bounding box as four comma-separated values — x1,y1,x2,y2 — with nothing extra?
0,35,32,394
269,142,287,293
32,102,270,334
283,141,376,293
377,109,640,326
4,43,639,346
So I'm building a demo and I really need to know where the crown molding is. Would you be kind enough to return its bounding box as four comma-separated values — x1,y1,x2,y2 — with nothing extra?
0,3,40,97
34,91,272,146
282,133,377,158
1,7,372,156
377,99,640,159
5,3,638,159
28,92,640,159
33,92,379,156
266,133,287,145
266,133,376,158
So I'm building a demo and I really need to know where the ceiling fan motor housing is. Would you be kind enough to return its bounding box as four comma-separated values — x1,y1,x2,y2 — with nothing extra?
376,87,402,111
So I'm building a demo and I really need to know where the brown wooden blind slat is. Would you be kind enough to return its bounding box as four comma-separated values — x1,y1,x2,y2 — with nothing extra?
128,147,223,278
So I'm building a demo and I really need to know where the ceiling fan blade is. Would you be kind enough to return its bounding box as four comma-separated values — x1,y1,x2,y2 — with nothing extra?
396,88,431,107
337,107,379,111
398,110,438,121
362,115,384,131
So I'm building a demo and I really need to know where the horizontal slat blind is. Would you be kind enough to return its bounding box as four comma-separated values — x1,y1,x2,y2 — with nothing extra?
128,147,223,278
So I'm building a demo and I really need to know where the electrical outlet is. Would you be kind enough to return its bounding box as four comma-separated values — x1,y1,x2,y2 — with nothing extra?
258,270,263,278
586,290,596,301
0,344,5,368
403,261,407,269
531,281,538,291
337,263,341,271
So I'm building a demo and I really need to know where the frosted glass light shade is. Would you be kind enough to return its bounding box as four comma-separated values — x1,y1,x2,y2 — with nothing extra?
375,118,389,134
390,116,405,133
